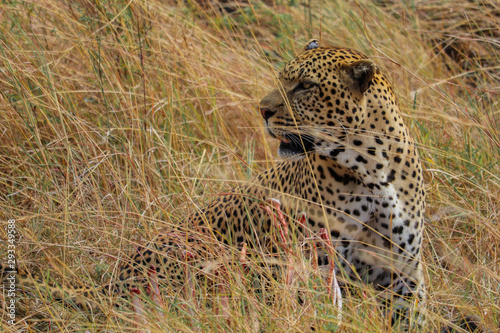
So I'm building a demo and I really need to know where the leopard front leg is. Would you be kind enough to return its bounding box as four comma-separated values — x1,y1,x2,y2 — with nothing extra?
340,237,425,327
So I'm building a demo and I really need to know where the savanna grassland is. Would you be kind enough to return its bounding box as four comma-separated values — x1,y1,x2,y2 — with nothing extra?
0,0,498,332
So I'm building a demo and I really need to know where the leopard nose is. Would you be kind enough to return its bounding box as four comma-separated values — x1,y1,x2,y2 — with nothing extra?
259,107,276,121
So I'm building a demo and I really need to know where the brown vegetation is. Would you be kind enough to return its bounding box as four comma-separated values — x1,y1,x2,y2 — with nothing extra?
0,0,498,331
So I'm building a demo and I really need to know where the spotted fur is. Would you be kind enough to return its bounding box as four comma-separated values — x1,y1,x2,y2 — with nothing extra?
8,40,426,323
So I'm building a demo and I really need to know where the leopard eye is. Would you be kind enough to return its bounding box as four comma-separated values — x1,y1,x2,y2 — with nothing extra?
295,82,315,91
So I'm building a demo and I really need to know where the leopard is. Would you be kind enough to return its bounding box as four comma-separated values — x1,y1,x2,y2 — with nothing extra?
5,40,427,326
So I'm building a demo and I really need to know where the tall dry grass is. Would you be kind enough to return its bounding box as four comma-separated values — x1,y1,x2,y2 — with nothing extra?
0,0,498,331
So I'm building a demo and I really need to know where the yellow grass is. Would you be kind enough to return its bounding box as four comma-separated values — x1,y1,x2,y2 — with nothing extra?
0,0,498,331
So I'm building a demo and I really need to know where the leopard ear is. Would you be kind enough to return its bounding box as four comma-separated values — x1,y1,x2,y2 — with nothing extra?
342,60,376,94
304,39,320,51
